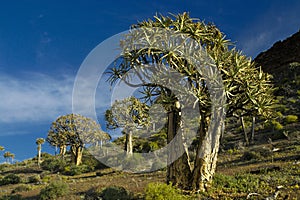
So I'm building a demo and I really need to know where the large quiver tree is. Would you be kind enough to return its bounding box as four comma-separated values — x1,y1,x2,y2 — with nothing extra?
107,13,274,191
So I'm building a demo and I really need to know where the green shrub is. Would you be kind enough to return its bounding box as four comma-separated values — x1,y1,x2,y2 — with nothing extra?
41,157,67,172
272,120,284,130
145,182,186,200
0,174,21,186
63,164,91,176
241,151,261,161
100,186,132,200
12,184,32,193
39,181,69,200
213,173,263,193
0,194,22,200
285,115,298,124
28,175,40,183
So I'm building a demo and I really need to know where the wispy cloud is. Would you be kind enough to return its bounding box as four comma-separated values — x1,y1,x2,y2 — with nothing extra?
0,72,73,124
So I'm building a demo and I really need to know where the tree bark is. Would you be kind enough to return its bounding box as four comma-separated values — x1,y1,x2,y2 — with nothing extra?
240,116,249,145
37,145,41,168
125,132,133,155
167,108,192,189
71,145,83,166
59,145,67,158
191,114,224,191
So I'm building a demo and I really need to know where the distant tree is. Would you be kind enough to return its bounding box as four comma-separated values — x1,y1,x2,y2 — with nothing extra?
0,146,4,159
3,151,14,164
10,153,15,164
47,114,105,165
105,97,149,155
92,130,111,148
36,138,45,167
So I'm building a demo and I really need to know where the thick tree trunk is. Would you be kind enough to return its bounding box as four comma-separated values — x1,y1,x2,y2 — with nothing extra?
71,145,83,166
167,108,192,189
125,132,133,155
240,116,249,145
76,148,83,166
191,114,224,191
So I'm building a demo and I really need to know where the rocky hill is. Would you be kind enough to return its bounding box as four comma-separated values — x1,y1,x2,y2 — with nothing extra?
255,30,300,79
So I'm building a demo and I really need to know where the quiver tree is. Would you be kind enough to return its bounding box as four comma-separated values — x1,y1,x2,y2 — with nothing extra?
107,13,274,191
105,97,149,155
47,113,105,165
3,151,14,164
36,138,45,167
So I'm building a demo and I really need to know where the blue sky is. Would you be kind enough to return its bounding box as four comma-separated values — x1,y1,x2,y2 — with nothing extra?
1,0,300,162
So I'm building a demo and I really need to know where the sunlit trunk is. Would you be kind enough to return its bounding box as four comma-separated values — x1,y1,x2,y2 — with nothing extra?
191,114,224,191
125,132,133,155
37,145,41,168
59,145,67,159
71,145,83,166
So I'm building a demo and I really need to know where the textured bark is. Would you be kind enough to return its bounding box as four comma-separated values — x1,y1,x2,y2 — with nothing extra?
167,109,192,189
191,115,224,191
125,132,133,155
71,145,83,166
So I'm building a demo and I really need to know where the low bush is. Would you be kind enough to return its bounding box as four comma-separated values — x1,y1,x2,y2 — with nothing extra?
100,186,132,200
63,164,91,176
144,182,186,200
285,115,298,124
41,157,67,172
0,174,21,186
27,175,40,183
272,120,284,130
12,184,32,193
241,151,262,161
0,194,22,200
39,181,69,200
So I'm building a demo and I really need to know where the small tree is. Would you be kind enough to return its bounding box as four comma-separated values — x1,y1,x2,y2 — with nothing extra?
105,97,149,155
0,146,4,160
3,151,14,164
47,114,105,165
36,138,45,167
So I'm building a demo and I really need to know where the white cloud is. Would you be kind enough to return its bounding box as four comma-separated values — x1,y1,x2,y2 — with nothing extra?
0,72,73,123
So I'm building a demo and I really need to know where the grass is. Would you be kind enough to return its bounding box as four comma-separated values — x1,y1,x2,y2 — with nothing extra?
0,135,299,199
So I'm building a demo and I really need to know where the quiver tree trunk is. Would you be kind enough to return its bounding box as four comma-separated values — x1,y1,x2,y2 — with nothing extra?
167,106,192,189
37,146,41,167
71,145,83,166
240,116,249,145
191,111,225,191
125,132,133,155
59,145,67,158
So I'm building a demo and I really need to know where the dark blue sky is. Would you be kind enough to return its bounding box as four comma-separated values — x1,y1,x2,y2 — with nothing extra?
1,0,300,162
